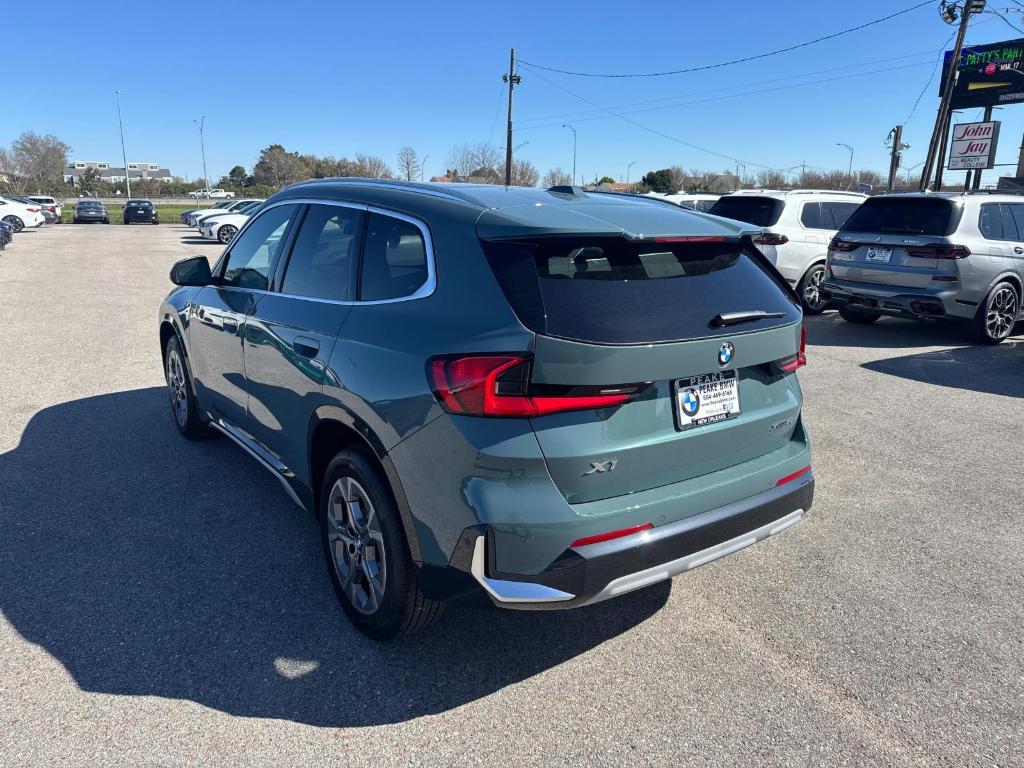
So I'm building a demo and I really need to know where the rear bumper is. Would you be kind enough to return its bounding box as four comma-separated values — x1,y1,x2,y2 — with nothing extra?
821,278,972,320
443,474,813,610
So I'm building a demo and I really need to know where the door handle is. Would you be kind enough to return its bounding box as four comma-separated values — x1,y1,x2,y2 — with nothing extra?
1014,247,1023,255
222,318,239,333
293,337,319,358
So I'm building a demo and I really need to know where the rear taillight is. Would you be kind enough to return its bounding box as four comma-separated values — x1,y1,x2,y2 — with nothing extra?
429,355,640,418
26,206,40,212
777,324,807,374
571,523,653,548
828,237,857,253
752,232,788,246
905,243,970,259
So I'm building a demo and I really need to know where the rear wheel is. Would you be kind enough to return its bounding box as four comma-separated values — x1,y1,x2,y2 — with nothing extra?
2,215,24,233
798,264,828,315
320,449,443,640
217,224,237,244
838,305,881,325
972,281,1019,344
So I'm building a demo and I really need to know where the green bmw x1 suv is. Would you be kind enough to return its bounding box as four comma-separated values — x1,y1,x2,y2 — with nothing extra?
159,180,814,639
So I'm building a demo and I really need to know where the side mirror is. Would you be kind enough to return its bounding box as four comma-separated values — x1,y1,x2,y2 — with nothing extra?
170,256,212,286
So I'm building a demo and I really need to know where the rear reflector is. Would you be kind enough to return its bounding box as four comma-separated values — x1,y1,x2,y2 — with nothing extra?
571,523,653,548
429,354,638,418
930,275,959,282
775,465,811,487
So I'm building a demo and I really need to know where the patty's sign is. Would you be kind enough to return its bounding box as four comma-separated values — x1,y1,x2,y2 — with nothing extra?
947,121,1000,170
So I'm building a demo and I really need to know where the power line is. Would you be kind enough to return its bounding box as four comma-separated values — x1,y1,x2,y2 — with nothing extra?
987,8,1024,34
518,0,933,79
517,49,940,127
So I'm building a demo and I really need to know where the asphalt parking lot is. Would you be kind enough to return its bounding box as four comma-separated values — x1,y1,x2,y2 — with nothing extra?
1,223,1022,767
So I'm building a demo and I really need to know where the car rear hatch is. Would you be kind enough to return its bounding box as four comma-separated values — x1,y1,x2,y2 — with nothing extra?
829,196,965,289
477,202,804,505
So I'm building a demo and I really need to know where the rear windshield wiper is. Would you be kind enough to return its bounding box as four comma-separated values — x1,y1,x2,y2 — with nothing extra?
710,310,786,328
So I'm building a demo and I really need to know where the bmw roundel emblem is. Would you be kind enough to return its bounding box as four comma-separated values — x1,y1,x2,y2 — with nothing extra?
718,342,734,367
681,388,701,416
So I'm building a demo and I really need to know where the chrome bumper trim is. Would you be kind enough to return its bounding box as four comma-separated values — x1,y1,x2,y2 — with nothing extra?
584,508,804,605
470,537,575,604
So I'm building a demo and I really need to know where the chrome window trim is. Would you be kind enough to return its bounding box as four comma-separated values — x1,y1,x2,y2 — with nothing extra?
220,197,437,306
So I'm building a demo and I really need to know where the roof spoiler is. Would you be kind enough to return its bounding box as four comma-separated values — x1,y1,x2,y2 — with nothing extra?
547,185,587,198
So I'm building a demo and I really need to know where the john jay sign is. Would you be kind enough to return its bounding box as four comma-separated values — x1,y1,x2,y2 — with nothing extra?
947,121,1000,171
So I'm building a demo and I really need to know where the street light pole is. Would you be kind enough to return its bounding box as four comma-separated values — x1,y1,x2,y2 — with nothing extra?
194,117,209,198
626,160,636,187
836,143,854,179
421,154,429,182
562,124,576,184
114,90,131,198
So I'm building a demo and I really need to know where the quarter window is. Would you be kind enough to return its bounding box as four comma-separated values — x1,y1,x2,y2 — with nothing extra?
221,204,299,290
800,202,824,229
281,204,364,301
979,204,1003,239
359,212,429,301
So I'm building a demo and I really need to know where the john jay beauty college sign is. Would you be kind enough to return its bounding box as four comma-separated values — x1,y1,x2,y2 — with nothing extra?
947,121,1000,171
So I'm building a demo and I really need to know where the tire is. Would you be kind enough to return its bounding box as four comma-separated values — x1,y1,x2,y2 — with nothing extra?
320,449,443,640
838,305,881,324
163,335,208,440
2,215,24,233
972,281,1019,344
104,219,109,224
798,264,828,315
217,224,237,244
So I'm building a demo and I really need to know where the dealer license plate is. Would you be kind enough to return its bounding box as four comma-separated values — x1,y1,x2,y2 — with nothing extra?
674,370,741,430
865,247,892,263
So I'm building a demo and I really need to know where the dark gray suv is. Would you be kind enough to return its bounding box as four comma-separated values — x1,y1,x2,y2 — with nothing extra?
159,180,814,639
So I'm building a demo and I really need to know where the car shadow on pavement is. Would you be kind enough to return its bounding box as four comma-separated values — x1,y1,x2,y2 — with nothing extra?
179,237,220,246
0,388,668,727
862,340,1024,398
803,312,983,349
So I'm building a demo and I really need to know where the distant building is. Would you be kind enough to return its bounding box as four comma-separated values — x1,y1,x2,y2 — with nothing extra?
64,161,176,185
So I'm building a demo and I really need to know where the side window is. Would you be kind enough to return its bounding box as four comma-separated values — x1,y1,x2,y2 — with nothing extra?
1008,204,1024,242
829,203,859,230
677,201,696,210
280,204,364,301
999,204,1018,241
799,202,823,229
979,204,1003,240
221,204,298,290
359,212,429,301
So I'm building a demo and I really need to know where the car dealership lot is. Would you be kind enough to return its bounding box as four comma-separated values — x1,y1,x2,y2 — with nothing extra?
1,225,1021,767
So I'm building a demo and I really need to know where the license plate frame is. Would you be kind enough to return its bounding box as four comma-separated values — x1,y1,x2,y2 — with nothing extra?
673,370,741,431
865,246,893,264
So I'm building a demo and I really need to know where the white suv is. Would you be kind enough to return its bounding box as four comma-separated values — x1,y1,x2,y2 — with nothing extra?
709,190,866,313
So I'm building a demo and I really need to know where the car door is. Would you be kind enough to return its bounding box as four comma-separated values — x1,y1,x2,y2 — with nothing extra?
188,203,301,427
241,202,363,477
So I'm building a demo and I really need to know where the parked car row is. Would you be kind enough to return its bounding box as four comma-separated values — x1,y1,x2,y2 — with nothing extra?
0,196,46,232
178,198,264,244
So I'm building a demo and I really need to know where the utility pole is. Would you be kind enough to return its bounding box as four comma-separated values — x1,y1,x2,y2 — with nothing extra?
562,124,577,185
421,154,429,182
626,161,637,187
886,125,907,191
502,48,520,186
194,117,209,197
836,143,854,179
920,1,982,191
114,90,131,198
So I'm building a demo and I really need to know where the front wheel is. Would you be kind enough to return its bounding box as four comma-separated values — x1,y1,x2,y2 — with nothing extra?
321,450,443,640
164,336,208,439
217,224,237,244
798,264,828,315
2,215,24,233
838,305,881,324
972,281,1019,344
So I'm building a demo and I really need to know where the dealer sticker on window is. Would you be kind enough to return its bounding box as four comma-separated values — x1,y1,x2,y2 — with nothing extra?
674,370,741,430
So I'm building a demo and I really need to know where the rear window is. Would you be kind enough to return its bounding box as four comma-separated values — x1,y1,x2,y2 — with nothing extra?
708,196,784,227
482,236,798,344
840,197,960,236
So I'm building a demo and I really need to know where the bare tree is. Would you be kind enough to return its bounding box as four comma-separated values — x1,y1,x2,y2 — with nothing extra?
756,170,788,189
446,143,502,181
543,167,572,187
509,159,539,187
11,132,70,185
352,153,392,179
396,147,421,181
253,144,311,187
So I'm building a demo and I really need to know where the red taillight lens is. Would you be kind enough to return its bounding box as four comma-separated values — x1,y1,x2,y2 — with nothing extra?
752,232,788,246
776,465,811,486
777,324,807,374
27,206,40,212
429,355,638,418
828,237,857,253
905,243,970,259
570,523,653,548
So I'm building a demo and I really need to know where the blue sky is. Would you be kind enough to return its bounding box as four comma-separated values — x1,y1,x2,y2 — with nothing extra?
6,0,1024,185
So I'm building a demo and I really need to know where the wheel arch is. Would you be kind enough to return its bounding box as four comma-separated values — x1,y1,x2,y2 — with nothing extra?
990,271,1022,302
308,406,422,563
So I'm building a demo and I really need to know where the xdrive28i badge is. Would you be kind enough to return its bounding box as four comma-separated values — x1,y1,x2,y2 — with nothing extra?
717,342,734,367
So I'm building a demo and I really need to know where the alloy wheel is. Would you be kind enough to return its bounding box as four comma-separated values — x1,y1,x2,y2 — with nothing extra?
985,285,1018,340
165,347,189,427
3,215,23,233
218,225,237,244
802,266,827,312
326,476,387,615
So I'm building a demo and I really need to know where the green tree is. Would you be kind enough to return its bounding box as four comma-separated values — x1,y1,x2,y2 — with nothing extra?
597,175,615,185
253,144,311,188
227,165,250,187
639,168,679,194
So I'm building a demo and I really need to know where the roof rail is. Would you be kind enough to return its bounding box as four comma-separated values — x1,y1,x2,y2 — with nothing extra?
585,189,692,209
963,188,1024,196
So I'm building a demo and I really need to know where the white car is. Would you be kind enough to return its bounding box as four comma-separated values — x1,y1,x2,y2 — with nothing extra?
708,190,866,313
187,198,263,227
188,188,235,199
199,202,262,243
0,196,46,232
26,196,64,223
661,193,721,212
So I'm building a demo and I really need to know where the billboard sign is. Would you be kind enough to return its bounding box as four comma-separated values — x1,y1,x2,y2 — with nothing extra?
947,121,1000,170
941,38,1024,109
